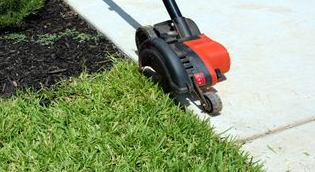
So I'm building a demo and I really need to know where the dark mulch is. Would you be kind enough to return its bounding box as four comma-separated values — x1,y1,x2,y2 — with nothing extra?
0,0,121,97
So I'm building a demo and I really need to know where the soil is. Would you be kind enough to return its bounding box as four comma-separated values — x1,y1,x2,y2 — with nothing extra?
0,0,121,97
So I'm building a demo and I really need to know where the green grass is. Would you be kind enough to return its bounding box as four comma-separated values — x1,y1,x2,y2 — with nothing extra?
0,0,44,28
1,33,27,43
0,28,100,45
0,60,263,171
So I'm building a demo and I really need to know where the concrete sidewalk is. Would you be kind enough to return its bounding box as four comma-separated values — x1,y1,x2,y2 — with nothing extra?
63,0,315,171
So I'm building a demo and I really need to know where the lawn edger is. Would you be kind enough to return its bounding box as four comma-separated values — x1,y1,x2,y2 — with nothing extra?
135,0,230,115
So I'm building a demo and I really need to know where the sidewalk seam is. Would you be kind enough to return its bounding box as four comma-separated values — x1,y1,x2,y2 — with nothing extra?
242,117,315,143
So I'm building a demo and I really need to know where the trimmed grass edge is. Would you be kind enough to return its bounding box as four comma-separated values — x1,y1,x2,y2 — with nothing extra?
0,60,263,171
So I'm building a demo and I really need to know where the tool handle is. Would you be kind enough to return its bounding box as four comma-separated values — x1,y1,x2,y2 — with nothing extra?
162,0,192,38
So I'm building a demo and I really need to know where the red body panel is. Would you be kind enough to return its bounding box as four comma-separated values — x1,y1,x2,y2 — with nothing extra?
184,34,231,86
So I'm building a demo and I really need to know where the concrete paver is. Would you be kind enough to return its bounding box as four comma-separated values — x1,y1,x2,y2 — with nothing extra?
64,0,315,139
64,0,315,171
242,121,315,172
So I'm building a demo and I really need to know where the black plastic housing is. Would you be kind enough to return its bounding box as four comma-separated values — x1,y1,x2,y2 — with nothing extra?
139,38,193,93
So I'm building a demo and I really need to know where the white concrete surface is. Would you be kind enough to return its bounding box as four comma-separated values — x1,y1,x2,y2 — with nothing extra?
243,121,315,172
64,0,315,171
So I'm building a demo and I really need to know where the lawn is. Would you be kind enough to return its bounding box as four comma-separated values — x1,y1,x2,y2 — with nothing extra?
0,60,262,171
1,0,263,171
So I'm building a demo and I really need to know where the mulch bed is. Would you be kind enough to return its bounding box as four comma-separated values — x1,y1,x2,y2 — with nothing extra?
0,0,121,97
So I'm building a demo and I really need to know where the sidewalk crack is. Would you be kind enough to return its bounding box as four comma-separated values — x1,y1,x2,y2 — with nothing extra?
241,117,315,143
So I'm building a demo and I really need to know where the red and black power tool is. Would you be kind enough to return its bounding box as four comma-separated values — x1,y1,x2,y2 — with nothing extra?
135,0,230,115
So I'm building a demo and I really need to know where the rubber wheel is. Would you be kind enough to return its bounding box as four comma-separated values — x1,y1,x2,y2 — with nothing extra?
135,26,158,50
203,92,223,115
141,66,159,81
139,47,171,93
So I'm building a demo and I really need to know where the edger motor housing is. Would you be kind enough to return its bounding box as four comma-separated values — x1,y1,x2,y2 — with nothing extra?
136,0,230,115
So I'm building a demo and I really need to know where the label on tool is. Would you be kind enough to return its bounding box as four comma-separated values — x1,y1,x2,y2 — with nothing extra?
194,72,206,86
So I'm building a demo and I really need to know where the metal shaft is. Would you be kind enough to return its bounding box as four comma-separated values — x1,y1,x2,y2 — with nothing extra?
162,0,183,19
162,0,192,38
